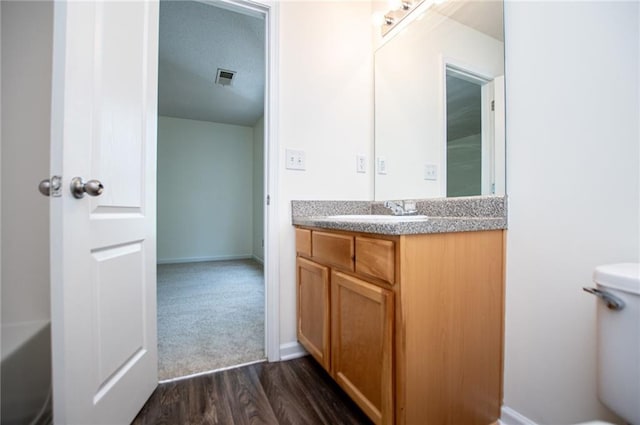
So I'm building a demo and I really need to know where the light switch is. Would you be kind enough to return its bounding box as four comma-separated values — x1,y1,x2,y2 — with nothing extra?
285,149,306,170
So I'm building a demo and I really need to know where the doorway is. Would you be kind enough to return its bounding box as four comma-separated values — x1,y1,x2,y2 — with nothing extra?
445,64,495,197
156,0,269,381
8,0,279,421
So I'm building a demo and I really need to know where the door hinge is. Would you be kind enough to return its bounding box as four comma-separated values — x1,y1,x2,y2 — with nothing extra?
266,195,270,206
491,100,495,111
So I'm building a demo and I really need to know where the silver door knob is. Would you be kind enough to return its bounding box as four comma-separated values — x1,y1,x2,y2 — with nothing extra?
38,176,62,197
39,179,52,196
71,177,104,199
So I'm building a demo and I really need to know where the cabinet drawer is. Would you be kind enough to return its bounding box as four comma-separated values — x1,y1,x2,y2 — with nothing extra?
296,228,312,257
355,237,395,284
312,231,354,271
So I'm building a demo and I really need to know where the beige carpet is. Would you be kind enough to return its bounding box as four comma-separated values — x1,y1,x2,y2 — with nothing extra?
157,259,265,381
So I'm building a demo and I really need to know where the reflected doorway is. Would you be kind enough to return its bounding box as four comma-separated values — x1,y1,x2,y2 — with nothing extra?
445,65,495,197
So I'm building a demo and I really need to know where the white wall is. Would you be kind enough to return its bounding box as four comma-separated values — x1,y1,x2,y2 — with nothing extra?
0,0,2,407
0,1,3,364
1,1,52,326
503,2,639,424
253,116,264,262
375,10,503,200
157,116,256,263
277,0,374,346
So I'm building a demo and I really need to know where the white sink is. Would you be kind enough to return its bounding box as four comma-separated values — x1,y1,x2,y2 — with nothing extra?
325,214,429,222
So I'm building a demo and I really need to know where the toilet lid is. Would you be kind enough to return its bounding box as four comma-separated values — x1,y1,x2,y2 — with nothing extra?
593,263,640,294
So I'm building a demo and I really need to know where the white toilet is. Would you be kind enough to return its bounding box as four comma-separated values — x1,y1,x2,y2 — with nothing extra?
579,263,640,425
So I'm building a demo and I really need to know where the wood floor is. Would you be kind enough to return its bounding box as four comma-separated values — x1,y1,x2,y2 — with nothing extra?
132,356,373,425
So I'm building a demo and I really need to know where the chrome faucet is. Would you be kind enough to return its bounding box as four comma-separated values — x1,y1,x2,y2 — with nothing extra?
384,200,418,216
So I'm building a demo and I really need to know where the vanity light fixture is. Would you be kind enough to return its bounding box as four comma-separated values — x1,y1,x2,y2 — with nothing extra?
378,0,430,37
388,0,402,11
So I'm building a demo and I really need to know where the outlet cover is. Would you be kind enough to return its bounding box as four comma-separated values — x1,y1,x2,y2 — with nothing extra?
377,156,387,175
424,164,438,180
356,154,366,173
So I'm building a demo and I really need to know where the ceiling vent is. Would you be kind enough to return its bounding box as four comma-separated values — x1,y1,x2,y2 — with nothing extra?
215,68,236,87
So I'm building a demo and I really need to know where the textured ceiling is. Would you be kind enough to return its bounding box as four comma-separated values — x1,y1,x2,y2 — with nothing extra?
158,1,265,127
435,0,504,42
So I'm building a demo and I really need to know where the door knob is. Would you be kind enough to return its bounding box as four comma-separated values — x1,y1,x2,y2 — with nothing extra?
71,177,104,199
38,176,62,197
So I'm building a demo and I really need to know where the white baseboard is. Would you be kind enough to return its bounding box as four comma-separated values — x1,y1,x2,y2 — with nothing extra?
501,406,538,425
157,254,252,265
252,255,264,265
279,341,307,361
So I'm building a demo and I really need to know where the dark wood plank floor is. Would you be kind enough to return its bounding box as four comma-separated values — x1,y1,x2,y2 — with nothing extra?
132,356,373,425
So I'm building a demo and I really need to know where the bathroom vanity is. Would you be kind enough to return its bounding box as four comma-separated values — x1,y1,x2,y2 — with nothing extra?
292,198,507,425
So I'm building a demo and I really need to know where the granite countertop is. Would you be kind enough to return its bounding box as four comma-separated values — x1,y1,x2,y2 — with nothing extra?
291,196,507,236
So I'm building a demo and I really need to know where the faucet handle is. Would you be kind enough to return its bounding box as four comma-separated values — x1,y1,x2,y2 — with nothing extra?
403,200,417,213
384,200,418,215
384,200,406,215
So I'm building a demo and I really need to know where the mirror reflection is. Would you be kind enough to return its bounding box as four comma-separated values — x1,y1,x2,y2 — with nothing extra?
374,0,505,200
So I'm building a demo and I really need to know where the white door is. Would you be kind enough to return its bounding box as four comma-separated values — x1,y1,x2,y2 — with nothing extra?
49,1,159,423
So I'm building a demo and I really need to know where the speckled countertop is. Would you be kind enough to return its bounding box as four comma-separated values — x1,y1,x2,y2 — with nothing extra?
291,195,507,236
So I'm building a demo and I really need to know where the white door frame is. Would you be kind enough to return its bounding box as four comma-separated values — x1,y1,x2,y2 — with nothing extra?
441,57,494,197
199,0,280,362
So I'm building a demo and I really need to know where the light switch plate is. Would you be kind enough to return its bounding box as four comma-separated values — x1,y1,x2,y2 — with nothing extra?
285,149,306,170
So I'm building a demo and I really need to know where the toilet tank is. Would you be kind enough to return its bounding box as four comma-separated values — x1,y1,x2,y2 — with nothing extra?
593,263,640,425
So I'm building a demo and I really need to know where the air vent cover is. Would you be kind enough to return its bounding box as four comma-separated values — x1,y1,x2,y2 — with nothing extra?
215,68,236,86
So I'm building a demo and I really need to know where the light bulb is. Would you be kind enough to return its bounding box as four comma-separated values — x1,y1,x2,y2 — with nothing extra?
372,11,386,26
388,0,402,11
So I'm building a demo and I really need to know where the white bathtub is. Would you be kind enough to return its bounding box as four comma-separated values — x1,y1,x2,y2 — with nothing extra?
1,320,52,425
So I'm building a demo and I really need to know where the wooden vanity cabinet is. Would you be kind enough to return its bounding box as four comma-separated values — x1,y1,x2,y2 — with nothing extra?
296,256,330,370
331,271,394,425
294,227,505,425
295,228,394,425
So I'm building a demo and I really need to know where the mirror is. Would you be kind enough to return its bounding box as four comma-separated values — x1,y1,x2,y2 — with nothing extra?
374,0,505,200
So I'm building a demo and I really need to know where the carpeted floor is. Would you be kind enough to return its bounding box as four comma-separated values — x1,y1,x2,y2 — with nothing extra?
157,259,265,381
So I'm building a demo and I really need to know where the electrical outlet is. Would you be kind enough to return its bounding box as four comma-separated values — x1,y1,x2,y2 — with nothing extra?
377,156,387,175
356,154,366,173
424,163,438,180
285,149,306,170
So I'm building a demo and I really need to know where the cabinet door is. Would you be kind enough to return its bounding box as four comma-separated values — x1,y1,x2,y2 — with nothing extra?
297,257,331,370
331,271,394,425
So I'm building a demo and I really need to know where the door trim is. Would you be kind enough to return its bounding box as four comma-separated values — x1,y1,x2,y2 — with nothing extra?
263,0,281,362
441,56,494,197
